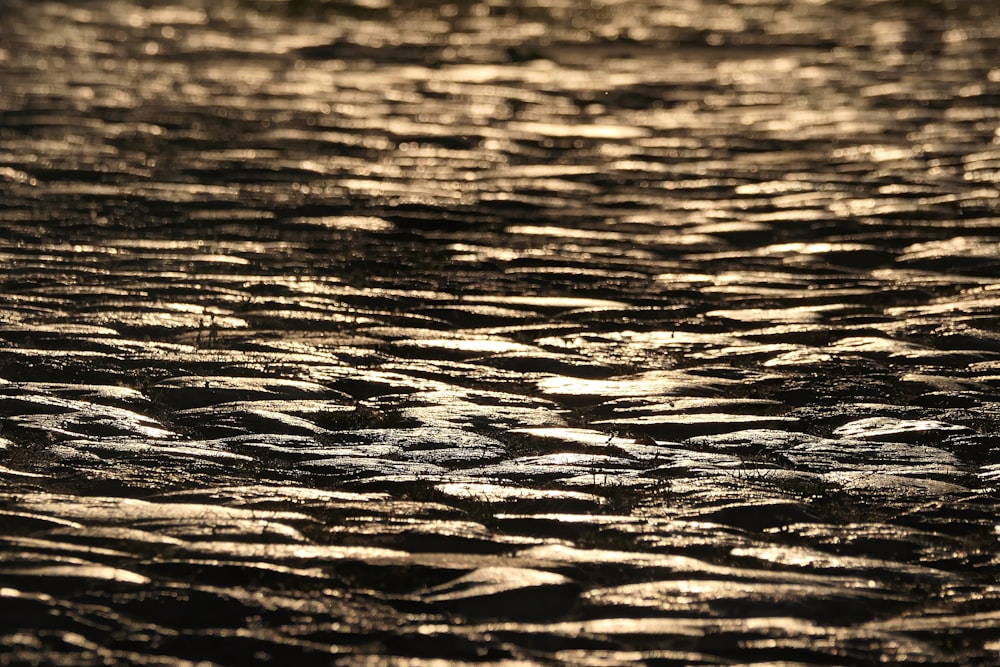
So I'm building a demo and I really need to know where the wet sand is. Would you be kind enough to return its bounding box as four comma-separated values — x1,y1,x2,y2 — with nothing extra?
2,0,1000,664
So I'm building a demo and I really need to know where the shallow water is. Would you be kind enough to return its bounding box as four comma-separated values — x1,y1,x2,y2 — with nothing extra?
2,0,1000,664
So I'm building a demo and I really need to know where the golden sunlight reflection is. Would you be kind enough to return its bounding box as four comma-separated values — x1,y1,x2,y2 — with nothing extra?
396,338,535,354
286,216,394,231
4,0,1000,663
435,482,603,504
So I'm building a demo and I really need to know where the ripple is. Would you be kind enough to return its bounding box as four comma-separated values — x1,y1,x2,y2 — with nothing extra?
2,0,1000,663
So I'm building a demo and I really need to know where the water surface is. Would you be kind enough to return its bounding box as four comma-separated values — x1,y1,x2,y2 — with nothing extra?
2,0,1000,664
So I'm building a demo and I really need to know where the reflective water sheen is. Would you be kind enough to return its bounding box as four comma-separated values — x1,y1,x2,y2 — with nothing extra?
2,0,1000,664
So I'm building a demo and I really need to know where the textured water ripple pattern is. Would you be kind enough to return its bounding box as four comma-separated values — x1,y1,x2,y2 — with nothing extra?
2,0,1000,664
